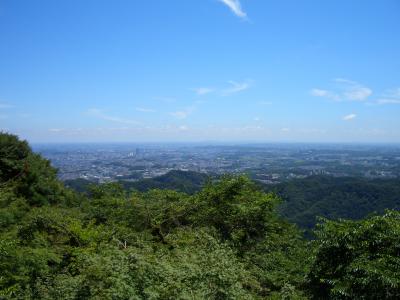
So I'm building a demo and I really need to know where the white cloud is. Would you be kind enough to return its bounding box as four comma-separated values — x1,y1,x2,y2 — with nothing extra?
87,108,140,125
310,89,340,101
218,0,247,19
281,127,291,132
343,113,357,121
169,106,195,119
192,87,214,95
310,89,329,97
335,78,372,101
192,80,252,96
375,88,400,105
170,111,189,119
344,87,372,101
222,80,251,95
377,99,400,105
386,87,400,98
311,79,372,102
136,107,155,113
178,125,189,131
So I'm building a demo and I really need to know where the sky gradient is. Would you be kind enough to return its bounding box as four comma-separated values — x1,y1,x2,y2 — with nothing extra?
0,0,400,143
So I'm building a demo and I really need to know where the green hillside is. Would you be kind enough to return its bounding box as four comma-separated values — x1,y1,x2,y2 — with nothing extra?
67,173,400,234
267,176,400,231
120,170,210,194
65,170,209,195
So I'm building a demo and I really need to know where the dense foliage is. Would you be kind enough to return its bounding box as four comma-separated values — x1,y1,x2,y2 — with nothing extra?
65,170,209,195
68,172,400,236
1,133,400,299
267,175,400,231
120,170,209,194
307,210,400,299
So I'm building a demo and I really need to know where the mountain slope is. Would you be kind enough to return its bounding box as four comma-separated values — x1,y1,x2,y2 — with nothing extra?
65,170,210,194
266,175,400,230
120,170,210,194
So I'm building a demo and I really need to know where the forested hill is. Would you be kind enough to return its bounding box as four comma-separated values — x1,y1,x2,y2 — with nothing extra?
1,132,400,299
120,170,209,194
65,170,209,194
67,172,400,232
265,176,400,230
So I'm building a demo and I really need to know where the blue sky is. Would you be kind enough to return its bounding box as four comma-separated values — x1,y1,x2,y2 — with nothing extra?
0,0,399,143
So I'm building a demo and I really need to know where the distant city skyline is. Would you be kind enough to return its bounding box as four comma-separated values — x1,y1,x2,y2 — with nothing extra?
1,0,399,142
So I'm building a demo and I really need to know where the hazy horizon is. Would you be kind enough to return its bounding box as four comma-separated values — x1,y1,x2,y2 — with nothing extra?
30,141,400,148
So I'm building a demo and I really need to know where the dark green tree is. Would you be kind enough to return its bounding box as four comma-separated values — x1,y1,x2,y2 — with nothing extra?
0,132,73,206
0,132,30,183
307,210,400,299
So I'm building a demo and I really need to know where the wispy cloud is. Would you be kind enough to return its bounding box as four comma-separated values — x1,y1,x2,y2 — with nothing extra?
0,103,15,121
218,0,247,19
222,80,251,95
310,89,328,97
257,101,273,105
170,111,189,119
87,108,140,125
387,88,400,98
343,113,357,121
178,125,189,131
136,107,155,113
310,89,340,101
169,106,195,120
336,79,372,101
191,80,252,96
192,87,214,95
311,79,372,102
377,99,400,105
376,88,400,105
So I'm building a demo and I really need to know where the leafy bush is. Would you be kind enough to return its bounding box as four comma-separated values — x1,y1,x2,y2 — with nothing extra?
307,210,400,299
